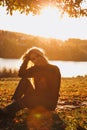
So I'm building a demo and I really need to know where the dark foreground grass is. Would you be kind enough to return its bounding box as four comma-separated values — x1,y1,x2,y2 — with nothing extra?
0,76,87,130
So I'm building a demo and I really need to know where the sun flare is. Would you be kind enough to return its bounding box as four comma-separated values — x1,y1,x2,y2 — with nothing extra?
21,6,62,40
1,6,87,41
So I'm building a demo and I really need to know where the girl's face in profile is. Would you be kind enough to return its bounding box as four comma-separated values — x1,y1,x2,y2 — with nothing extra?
30,53,46,66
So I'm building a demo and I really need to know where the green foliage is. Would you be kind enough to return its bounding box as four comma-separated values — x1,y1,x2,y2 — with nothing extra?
0,0,87,17
0,30,87,61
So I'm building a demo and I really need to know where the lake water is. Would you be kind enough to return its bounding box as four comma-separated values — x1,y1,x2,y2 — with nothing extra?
0,58,87,77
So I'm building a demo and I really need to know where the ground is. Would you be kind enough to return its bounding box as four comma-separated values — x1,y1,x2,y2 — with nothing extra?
0,76,87,130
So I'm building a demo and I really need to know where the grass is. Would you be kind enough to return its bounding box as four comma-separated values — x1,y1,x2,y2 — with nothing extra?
0,76,87,130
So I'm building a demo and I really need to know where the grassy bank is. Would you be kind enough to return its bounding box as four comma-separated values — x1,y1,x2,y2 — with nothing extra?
0,77,87,130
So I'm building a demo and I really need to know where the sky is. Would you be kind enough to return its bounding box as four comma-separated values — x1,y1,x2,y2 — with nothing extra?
0,6,87,41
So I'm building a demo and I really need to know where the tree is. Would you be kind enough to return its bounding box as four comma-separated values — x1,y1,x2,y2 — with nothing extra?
0,0,87,17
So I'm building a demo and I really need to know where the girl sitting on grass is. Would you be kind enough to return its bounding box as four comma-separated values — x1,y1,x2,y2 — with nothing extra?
0,47,61,118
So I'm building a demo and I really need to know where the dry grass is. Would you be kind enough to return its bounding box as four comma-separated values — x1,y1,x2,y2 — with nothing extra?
0,76,87,130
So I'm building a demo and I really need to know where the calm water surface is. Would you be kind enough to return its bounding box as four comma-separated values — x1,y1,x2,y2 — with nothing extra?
0,58,87,77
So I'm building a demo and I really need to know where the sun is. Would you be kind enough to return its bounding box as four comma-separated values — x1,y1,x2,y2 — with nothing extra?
40,6,60,19
1,6,87,41
0,6,69,41
30,6,62,39
20,6,62,40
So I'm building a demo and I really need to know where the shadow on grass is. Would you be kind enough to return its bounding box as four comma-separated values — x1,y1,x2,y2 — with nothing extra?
0,109,66,130
0,110,86,130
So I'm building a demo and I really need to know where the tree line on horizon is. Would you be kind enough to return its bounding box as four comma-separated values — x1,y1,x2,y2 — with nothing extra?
0,30,87,61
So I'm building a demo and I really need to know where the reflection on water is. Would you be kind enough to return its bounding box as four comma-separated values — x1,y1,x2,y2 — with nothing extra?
0,58,87,77
0,58,22,70
50,60,87,77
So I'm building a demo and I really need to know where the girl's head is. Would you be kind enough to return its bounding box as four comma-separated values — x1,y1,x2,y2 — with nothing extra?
22,47,48,66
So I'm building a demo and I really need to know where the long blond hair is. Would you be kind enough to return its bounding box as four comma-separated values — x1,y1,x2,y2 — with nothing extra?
21,47,49,88
22,47,49,67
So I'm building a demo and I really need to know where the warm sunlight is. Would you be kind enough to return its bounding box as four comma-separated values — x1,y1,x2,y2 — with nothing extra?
19,6,63,40
29,6,62,39
0,6,87,41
